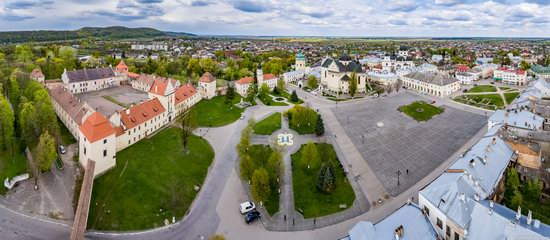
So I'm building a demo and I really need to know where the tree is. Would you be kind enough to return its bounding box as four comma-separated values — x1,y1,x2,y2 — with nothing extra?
177,106,198,151
258,83,270,101
251,168,271,204
267,149,283,180
0,96,15,152
209,234,226,240
15,45,33,62
510,190,523,210
240,154,255,181
523,178,542,201
395,80,402,93
505,167,520,201
277,78,286,92
301,141,319,169
245,83,257,103
349,72,358,97
35,131,57,172
19,102,36,144
307,75,318,89
317,162,336,193
315,114,325,136
290,90,299,102
225,85,235,104
520,61,531,71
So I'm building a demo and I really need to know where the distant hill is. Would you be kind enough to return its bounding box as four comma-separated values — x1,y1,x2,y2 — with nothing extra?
0,26,196,44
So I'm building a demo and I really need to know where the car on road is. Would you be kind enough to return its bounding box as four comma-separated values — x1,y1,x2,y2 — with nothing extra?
431,100,436,104
240,201,256,214
490,82,495,84
244,210,261,224
59,145,66,154
240,115,245,120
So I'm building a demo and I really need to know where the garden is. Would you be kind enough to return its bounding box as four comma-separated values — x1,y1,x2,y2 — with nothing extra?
466,85,497,93
397,101,444,122
291,142,355,218
253,113,282,135
88,127,215,230
453,94,504,110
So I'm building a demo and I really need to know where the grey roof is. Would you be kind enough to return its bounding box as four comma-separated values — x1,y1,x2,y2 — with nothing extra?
322,58,364,73
65,67,115,83
339,53,352,61
399,45,410,51
403,72,459,86
349,204,438,240
468,200,550,240
489,109,544,131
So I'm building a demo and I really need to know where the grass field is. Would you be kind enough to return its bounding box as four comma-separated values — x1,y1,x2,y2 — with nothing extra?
195,95,245,127
398,101,444,122
258,95,289,106
0,150,28,195
467,85,497,93
88,128,214,230
253,113,282,135
291,143,355,219
102,95,129,108
454,94,504,110
272,90,304,104
248,145,280,216
504,92,520,105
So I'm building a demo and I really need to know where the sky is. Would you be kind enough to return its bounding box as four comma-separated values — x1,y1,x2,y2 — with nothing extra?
1,0,550,37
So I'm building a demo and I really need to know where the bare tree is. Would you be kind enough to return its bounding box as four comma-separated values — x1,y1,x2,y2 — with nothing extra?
395,80,402,93
177,106,198,152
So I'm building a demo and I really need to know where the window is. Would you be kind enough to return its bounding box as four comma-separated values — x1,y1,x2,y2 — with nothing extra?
446,226,450,236
84,147,86,155
436,218,442,229
103,139,107,144
424,206,430,216
103,150,107,157
454,232,459,240
128,140,130,145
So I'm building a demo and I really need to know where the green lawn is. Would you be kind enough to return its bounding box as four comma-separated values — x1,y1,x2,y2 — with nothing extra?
291,143,355,219
102,95,129,108
258,95,288,106
287,106,318,135
195,95,245,127
58,118,76,146
0,150,28,195
398,101,444,122
499,86,511,91
504,92,520,105
88,127,214,230
272,90,304,104
253,113,282,135
467,85,497,93
454,94,504,110
248,145,280,216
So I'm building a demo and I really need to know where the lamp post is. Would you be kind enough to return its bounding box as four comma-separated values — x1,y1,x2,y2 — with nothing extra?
397,170,401,186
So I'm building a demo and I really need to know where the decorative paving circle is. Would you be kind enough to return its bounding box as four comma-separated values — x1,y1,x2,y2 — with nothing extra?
277,132,294,146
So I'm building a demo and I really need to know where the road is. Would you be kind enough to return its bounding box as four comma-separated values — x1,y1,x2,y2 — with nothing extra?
0,87,489,240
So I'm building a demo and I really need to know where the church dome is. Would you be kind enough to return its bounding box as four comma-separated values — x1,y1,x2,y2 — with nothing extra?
339,53,352,61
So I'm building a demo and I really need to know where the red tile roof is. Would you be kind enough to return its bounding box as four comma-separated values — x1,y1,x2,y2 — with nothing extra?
48,85,89,125
119,98,166,132
79,112,116,143
128,72,140,79
263,73,277,80
116,60,128,69
175,83,197,105
149,78,179,96
199,72,216,83
30,68,44,79
236,76,254,85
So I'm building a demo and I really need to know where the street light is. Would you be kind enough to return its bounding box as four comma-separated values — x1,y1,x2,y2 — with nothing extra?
397,170,401,186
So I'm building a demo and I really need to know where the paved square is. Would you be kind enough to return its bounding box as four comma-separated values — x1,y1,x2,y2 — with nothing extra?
332,93,487,196
76,85,148,116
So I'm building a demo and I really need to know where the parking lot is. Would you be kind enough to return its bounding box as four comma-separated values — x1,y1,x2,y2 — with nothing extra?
332,93,487,196
76,85,148,116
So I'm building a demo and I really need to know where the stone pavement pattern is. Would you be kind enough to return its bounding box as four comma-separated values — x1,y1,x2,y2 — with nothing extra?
331,93,487,196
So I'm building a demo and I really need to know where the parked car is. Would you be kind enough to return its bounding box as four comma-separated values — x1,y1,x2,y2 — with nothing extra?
59,145,66,154
462,89,468,93
431,100,436,104
490,82,495,84
244,211,261,224
240,201,256,214
240,115,245,120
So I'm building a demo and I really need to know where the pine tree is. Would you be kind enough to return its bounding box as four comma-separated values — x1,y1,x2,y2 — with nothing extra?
317,162,336,193
349,72,358,98
315,115,325,136
290,90,299,102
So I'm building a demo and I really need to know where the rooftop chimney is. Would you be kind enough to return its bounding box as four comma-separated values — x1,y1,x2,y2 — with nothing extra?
459,193,465,202
527,210,532,225
490,200,494,208
474,193,480,201
469,159,475,167
516,206,521,221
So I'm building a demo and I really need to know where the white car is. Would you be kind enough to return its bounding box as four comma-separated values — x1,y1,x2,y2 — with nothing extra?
240,115,245,120
240,201,256,214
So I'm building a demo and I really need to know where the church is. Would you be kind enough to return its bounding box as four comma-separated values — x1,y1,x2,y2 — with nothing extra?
320,54,367,95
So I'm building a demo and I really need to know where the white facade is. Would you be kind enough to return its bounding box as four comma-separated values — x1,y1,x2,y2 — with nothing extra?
493,68,527,85
199,80,216,99
320,55,367,94
401,72,461,98
455,72,475,85
367,70,398,86
131,43,168,51
62,68,123,94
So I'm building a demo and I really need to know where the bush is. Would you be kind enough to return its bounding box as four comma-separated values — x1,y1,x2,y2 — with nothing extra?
316,162,336,193
315,115,324,136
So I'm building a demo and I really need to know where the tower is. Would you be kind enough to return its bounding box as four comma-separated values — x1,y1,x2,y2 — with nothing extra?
296,49,306,71
257,63,263,84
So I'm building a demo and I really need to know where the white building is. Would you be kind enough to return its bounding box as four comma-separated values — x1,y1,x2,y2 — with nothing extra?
431,55,443,63
367,70,398,86
359,57,383,69
256,65,278,91
382,54,414,72
48,85,94,139
78,112,117,177
30,68,45,83
493,68,527,86
61,67,122,94
198,72,217,100
235,76,254,97
401,72,461,97
455,72,476,85
295,50,306,71
131,43,168,51
320,54,367,94
474,64,499,79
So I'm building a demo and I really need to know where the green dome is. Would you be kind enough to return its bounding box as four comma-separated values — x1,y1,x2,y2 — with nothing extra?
296,50,305,60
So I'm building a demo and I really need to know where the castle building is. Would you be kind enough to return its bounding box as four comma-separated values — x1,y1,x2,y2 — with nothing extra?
198,72,217,100
62,67,122,94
